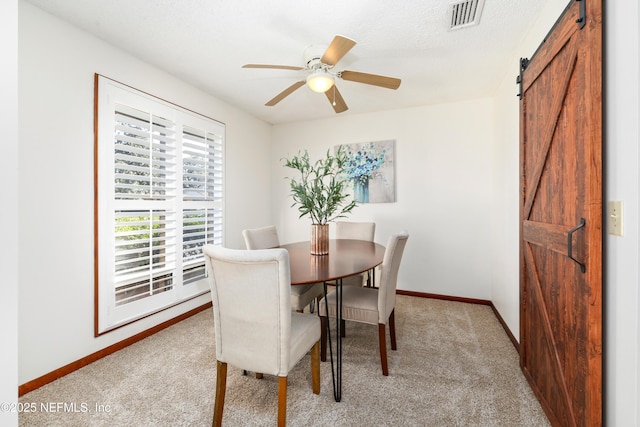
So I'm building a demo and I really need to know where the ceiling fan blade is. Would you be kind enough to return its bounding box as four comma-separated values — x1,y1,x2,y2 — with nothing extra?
265,81,306,106
325,86,348,113
340,70,401,90
242,64,304,71
321,35,356,66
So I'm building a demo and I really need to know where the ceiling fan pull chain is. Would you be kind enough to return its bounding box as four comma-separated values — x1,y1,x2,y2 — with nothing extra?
332,85,336,106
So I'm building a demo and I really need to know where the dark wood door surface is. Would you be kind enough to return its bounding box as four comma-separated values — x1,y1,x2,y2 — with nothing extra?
519,1,603,426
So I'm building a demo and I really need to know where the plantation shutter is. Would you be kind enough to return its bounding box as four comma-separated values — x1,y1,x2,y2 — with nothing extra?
96,75,224,334
182,126,223,284
113,105,178,306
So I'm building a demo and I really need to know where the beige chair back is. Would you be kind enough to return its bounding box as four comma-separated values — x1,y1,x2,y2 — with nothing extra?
242,225,325,313
335,221,375,241
242,225,280,249
377,232,409,323
203,245,293,376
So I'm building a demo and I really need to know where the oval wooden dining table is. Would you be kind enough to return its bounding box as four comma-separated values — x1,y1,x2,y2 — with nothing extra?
279,239,386,402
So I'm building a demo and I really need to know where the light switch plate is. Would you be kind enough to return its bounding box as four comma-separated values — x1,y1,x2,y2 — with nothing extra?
607,201,623,236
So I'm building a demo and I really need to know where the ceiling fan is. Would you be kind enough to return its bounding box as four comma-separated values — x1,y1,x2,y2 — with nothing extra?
242,35,402,113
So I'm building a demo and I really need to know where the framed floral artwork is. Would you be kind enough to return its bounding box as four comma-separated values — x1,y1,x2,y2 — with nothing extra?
336,140,396,203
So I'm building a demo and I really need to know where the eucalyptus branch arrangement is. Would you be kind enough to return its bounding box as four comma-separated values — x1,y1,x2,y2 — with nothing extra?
282,147,357,225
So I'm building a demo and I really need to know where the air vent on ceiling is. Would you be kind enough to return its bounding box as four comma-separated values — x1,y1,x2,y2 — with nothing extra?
449,0,485,30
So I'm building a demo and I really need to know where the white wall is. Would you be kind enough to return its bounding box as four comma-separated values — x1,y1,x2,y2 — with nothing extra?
491,0,569,342
18,2,273,384
272,100,495,300
605,0,640,425
2,1,19,425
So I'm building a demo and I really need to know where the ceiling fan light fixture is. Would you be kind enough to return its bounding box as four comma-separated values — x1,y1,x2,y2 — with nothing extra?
306,69,334,93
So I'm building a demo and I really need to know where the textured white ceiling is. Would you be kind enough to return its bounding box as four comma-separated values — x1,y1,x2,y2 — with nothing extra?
24,0,551,124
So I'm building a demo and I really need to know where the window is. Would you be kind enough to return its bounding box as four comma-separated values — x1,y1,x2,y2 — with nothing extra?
95,75,223,334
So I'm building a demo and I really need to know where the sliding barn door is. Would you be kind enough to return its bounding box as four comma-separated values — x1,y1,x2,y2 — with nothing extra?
519,0,603,426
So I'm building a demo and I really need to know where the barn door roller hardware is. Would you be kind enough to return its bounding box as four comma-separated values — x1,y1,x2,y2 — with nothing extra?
516,57,530,100
576,0,586,29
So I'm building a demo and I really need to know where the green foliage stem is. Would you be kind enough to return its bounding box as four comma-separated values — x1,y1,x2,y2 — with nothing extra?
282,147,357,225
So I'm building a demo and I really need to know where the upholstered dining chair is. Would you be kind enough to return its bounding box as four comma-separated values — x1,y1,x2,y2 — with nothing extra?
332,221,376,337
203,245,321,427
243,225,325,313
335,221,376,287
335,220,376,240
318,232,409,376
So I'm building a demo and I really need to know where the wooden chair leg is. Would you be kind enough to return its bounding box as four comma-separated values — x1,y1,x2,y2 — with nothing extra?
389,309,397,351
277,376,287,427
213,360,227,427
311,341,320,394
378,324,389,376
320,316,327,362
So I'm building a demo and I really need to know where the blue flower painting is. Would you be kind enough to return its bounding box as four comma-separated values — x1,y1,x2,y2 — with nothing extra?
336,140,395,203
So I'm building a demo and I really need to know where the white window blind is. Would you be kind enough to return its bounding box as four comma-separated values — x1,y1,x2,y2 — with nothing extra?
96,75,224,334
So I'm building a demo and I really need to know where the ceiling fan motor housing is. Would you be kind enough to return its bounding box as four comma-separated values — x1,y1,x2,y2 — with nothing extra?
304,45,328,70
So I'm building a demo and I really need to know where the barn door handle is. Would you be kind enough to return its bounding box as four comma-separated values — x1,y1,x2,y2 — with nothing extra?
567,218,586,273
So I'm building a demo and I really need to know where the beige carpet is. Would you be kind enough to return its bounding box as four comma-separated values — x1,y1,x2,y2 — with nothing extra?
20,296,549,426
